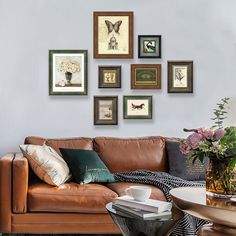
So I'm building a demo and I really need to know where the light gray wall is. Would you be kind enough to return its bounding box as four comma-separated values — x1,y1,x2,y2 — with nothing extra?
0,0,236,155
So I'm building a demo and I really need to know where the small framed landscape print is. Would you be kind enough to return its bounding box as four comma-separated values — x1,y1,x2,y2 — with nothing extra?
49,50,87,95
131,64,161,89
138,35,161,58
168,61,193,93
93,12,134,58
94,96,118,125
98,66,121,88
123,96,152,119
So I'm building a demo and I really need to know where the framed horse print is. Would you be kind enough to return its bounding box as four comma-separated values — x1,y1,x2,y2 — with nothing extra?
93,12,134,58
123,96,152,119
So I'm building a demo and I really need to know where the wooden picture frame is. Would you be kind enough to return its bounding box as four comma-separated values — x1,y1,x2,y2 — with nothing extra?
94,96,118,125
131,64,161,89
49,50,88,95
168,61,193,93
138,35,161,58
98,66,121,88
123,96,152,119
93,12,134,59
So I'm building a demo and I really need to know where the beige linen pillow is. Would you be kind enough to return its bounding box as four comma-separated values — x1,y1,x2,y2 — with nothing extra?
20,144,71,186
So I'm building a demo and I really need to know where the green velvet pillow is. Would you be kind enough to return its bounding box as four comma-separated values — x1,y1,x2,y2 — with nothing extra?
59,148,116,184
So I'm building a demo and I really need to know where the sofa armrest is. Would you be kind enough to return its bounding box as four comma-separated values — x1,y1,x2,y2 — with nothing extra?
13,153,28,213
0,153,14,233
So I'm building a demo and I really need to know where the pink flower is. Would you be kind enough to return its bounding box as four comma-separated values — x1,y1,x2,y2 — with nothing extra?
197,128,214,140
180,142,191,155
186,133,202,149
214,129,225,140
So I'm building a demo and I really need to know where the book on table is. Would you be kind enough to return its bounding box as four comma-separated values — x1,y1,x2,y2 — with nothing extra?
112,203,172,220
113,195,172,213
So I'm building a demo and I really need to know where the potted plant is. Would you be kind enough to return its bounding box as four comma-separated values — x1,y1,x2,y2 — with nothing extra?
180,98,236,197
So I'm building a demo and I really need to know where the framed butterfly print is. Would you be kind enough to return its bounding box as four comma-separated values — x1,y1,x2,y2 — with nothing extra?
93,12,134,58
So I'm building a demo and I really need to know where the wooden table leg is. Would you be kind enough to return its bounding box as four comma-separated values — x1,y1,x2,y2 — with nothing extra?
198,223,236,236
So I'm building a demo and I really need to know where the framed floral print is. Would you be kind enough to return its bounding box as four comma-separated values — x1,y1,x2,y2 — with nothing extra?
168,61,193,93
49,50,88,95
138,35,161,58
98,66,121,88
94,96,118,125
93,12,134,58
131,64,161,89
123,96,152,119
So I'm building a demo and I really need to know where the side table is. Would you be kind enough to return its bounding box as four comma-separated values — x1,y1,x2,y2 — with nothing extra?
106,202,183,236
170,187,236,236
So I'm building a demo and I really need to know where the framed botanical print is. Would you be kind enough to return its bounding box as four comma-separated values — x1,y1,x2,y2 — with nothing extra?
49,50,88,95
123,96,152,119
168,61,193,93
131,64,161,89
94,96,118,125
98,66,121,88
93,12,134,58
138,35,161,58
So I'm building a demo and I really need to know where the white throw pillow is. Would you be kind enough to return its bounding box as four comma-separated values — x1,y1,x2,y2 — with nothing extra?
20,144,71,186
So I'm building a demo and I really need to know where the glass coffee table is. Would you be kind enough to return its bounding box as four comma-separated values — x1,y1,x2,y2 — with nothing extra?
106,202,183,236
170,187,236,236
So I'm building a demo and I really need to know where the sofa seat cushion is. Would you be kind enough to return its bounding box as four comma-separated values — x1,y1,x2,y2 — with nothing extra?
28,182,118,213
106,182,166,201
94,136,167,173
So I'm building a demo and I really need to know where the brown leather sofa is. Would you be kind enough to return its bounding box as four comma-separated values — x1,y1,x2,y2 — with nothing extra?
0,136,172,234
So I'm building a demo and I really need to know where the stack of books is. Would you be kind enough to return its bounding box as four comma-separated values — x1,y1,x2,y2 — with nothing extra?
112,195,172,220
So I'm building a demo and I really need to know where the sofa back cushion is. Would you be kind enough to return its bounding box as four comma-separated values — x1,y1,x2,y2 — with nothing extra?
24,136,46,145
24,136,93,155
45,138,93,155
94,136,167,173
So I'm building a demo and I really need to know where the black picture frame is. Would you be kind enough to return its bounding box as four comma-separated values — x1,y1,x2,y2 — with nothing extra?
138,35,161,58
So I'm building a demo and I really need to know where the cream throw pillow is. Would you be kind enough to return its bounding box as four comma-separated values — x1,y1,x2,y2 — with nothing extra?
20,144,71,186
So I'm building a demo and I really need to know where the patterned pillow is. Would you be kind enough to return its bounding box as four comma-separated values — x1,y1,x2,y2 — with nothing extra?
20,144,71,186
166,141,208,181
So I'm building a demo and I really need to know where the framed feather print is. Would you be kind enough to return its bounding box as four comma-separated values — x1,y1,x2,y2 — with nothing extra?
93,12,134,58
168,61,193,93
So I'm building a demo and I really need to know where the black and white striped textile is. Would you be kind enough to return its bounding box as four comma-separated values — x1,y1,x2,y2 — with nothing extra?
114,170,208,236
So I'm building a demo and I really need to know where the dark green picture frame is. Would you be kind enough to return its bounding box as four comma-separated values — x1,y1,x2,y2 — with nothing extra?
94,96,118,125
123,96,152,119
168,61,193,93
98,66,121,88
49,50,88,95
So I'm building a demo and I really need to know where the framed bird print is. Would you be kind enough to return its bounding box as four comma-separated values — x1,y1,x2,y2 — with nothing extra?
123,96,152,119
138,35,161,58
93,12,134,58
168,61,193,93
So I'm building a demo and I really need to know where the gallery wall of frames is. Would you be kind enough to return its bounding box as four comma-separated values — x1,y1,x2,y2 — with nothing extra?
48,11,193,125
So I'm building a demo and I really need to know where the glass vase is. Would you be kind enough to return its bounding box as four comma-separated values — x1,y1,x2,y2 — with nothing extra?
206,157,236,198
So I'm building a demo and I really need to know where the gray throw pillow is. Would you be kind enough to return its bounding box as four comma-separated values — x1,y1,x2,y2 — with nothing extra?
166,141,208,181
